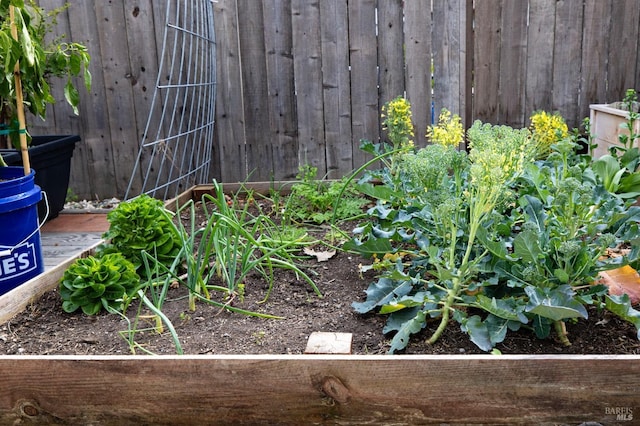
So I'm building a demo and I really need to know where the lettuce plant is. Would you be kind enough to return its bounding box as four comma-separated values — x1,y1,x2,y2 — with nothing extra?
102,194,183,275
59,253,140,315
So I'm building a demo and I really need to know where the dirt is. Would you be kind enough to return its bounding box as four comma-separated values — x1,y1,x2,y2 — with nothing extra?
2,200,640,356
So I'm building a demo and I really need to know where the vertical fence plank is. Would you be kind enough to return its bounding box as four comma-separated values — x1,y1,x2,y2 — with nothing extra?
579,1,612,115
66,1,116,199
378,0,405,106
122,0,161,196
606,0,640,102
292,0,326,176
348,0,379,168
433,0,465,122
237,0,272,181
551,0,584,129
319,0,353,178
473,0,502,124
403,0,432,147
263,0,298,180
94,1,141,196
524,0,556,120
498,0,528,127
212,0,245,182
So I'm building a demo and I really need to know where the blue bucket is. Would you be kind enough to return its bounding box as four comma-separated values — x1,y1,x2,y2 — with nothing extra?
0,166,44,295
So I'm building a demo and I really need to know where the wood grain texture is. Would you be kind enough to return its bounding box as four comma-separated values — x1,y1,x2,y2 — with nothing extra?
404,0,432,147
498,0,528,127
348,0,379,168
524,0,555,117
292,0,326,175
0,354,637,425
319,0,353,177
237,0,272,181
473,0,502,124
212,0,246,183
28,2,640,198
264,0,298,180
552,0,584,129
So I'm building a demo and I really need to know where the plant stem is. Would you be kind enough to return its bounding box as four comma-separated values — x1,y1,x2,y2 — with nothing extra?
554,320,571,346
427,195,484,345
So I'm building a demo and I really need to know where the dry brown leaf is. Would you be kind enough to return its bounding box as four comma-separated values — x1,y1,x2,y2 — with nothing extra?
303,247,336,262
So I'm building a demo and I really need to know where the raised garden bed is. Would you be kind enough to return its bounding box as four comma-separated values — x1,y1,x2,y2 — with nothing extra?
0,183,639,424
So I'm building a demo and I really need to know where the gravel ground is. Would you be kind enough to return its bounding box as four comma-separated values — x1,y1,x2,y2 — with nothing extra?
63,198,121,212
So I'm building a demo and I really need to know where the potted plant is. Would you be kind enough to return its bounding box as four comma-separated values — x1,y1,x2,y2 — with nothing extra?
0,0,90,294
589,88,640,158
0,0,91,220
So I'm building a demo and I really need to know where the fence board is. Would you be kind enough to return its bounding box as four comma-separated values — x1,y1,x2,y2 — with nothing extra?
433,0,465,122
292,0,326,176
212,0,245,183
551,0,584,129
524,0,556,118
498,1,528,127
579,1,613,114
473,0,501,124
122,0,161,196
606,0,640,102
404,0,432,147
319,0,352,178
25,1,640,199
94,2,141,196
263,0,298,180
378,0,405,107
348,0,379,167
237,0,272,181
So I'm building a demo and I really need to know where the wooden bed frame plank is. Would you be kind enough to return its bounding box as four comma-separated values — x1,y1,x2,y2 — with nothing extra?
0,355,637,425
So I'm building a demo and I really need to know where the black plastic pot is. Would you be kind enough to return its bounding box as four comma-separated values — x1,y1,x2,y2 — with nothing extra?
0,135,80,221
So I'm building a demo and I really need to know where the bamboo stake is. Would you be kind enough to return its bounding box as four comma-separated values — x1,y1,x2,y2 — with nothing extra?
9,5,31,176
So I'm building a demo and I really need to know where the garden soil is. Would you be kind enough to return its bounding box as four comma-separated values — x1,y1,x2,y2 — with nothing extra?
1,199,639,356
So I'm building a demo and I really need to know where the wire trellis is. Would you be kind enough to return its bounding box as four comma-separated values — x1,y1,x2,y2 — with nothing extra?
125,0,217,200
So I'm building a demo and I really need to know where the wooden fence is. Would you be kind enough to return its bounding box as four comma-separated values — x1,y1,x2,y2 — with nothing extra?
30,0,640,199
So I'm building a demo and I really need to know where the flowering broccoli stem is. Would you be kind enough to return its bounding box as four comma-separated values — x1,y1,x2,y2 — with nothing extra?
554,320,571,346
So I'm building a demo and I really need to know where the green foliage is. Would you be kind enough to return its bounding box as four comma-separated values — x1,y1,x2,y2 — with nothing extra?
59,253,140,315
347,98,640,353
102,194,183,275
0,0,91,146
592,89,640,200
285,164,369,224
202,181,321,302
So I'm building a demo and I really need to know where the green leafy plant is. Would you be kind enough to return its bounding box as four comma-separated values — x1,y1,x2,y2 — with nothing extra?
592,89,640,200
101,194,183,275
486,136,640,345
346,98,640,353
0,0,91,152
59,253,140,315
284,164,369,224
203,181,321,304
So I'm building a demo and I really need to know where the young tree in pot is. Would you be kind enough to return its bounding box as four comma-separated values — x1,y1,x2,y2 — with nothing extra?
0,1,90,291
0,0,91,162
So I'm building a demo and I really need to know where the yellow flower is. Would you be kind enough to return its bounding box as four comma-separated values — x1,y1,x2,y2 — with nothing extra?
426,109,464,148
382,97,414,150
529,111,569,157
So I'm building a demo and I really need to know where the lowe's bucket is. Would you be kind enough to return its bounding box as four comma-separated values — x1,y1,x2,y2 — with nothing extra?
0,166,44,295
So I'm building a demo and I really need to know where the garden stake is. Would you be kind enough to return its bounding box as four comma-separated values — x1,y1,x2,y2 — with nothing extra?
9,5,31,175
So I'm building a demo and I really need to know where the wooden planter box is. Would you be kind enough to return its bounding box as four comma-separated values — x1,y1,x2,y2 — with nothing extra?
590,102,640,158
0,185,638,425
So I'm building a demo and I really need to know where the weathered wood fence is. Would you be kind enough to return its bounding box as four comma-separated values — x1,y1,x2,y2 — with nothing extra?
31,0,640,199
